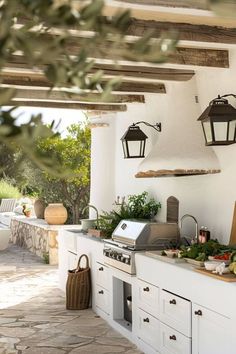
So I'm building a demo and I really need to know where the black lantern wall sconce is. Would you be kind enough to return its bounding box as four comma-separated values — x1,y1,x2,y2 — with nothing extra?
198,94,236,146
121,121,161,159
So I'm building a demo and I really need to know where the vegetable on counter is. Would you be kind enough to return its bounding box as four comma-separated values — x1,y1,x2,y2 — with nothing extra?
179,240,235,262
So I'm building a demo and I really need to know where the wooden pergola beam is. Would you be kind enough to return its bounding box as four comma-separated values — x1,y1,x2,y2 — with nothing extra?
7,87,145,104
8,100,127,111
1,75,167,93
3,60,195,82
63,39,229,68
127,19,236,45
118,0,209,9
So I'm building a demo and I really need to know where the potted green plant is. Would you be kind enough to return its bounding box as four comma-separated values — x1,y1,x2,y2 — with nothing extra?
99,192,161,238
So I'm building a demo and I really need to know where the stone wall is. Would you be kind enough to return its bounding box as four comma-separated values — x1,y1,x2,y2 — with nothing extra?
10,218,58,265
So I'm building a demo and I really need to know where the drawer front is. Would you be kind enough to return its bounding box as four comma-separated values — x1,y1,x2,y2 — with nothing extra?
160,322,191,354
95,286,110,315
137,279,160,318
66,233,77,253
160,290,191,337
136,308,160,351
96,262,110,290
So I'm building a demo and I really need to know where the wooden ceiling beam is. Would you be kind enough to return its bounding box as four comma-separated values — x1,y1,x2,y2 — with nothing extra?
63,39,229,68
6,87,145,103
3,59,195,82
127,19,236,45
117,0,209,9
8,100,127,111
1,76,167,93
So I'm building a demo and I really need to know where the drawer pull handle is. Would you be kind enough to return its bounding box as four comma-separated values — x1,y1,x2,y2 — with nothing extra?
143,318,150,323
194,310,202,316
169,299,176,305
99,267,104,271
98,290,104,294
143,287,150,292
169,335,176,341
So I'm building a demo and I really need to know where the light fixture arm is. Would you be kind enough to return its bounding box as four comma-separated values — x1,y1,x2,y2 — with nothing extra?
132,121,162,132
210,93,236,104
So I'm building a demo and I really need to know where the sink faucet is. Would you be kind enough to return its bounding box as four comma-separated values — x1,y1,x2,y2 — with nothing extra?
180,214,198,243
82,204,99,229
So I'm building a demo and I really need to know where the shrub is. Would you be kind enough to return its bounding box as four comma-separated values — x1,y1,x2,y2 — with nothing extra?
0,179,21,200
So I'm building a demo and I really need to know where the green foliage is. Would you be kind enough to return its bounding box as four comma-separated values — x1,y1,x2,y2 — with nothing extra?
23,122,91,223
43,252,50,264
99,192,161,238
0,0,178,174
179,239,234,261
0,179,21,200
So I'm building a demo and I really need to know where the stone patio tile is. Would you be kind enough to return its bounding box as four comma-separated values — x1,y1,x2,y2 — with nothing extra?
0,327,35,338
95,336,135,347
19,315,77,323
22,348,66,354
36,334,93,348
69,343,126,353
56,323,108,337
0,318,17,325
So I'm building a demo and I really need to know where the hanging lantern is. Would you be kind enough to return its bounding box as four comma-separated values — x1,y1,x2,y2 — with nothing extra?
198,95,236,145
121,121,161,159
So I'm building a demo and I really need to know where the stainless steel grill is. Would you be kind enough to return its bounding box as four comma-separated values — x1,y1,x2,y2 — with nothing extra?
103,220,180,274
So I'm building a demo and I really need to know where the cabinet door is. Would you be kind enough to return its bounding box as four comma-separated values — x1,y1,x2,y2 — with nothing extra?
192,304,232,354
95,262,110,290
136,308,160,352
160,290,191,337
160,322,191,354
95,285,110,315
137,279,160,318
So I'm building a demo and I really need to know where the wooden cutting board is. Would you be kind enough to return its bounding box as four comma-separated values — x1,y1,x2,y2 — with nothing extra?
229,202,236,246
195,268,236,282
166,196,179,223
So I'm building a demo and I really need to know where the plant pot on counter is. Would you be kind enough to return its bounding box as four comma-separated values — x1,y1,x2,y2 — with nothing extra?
34,199,46,219
44,203,68,225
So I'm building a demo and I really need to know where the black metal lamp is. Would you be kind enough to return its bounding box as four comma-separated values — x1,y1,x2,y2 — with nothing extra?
198,94,236,146
121,121,161,158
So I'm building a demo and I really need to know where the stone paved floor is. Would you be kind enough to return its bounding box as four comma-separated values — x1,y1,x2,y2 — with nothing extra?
0,244,142,354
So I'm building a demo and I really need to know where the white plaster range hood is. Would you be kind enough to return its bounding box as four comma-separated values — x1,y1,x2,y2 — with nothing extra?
136,81,221,178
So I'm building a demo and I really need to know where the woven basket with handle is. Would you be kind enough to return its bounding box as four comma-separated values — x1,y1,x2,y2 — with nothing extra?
66,254,91,310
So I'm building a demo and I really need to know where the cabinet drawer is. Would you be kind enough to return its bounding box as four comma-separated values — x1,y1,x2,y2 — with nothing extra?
160,290,191,337
136,308,160,351
96,262,110,290
137,279,160,318
95,286,110,315
160,322,191,354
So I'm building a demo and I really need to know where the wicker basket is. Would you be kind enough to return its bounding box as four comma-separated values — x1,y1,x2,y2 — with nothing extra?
66,254,91,310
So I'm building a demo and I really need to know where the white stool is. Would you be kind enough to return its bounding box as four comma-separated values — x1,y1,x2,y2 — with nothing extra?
0,228,11,250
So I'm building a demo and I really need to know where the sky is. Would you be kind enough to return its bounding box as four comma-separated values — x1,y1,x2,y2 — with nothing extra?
8,107,87,136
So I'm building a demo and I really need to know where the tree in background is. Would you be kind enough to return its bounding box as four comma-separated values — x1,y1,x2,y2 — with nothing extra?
26,123,91,223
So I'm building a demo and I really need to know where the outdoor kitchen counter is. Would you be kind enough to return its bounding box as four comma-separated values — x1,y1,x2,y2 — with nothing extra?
136,252,236,320
10,217,81,265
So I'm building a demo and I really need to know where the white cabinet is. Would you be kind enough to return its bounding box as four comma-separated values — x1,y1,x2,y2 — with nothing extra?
68,251,78,270
160,322,191,354
136,308,160,352
137,279,160,318
160,290,191,337
192,304,232,354
95,261,111,315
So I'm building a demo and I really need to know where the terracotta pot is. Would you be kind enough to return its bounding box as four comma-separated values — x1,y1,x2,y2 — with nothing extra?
44,203,68,225
25,210,31,218
34,199,46,219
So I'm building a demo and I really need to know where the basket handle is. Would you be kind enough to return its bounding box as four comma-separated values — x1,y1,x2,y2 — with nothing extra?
76,254,89,271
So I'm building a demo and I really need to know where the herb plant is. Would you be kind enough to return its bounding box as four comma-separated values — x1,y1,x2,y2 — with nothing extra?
99,192,161,238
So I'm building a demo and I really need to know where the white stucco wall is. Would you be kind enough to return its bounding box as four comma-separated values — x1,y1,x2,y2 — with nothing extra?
90,48,236,244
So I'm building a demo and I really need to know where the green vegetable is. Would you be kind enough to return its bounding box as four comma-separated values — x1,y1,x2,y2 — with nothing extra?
179,240,234,261
230,251,236,263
